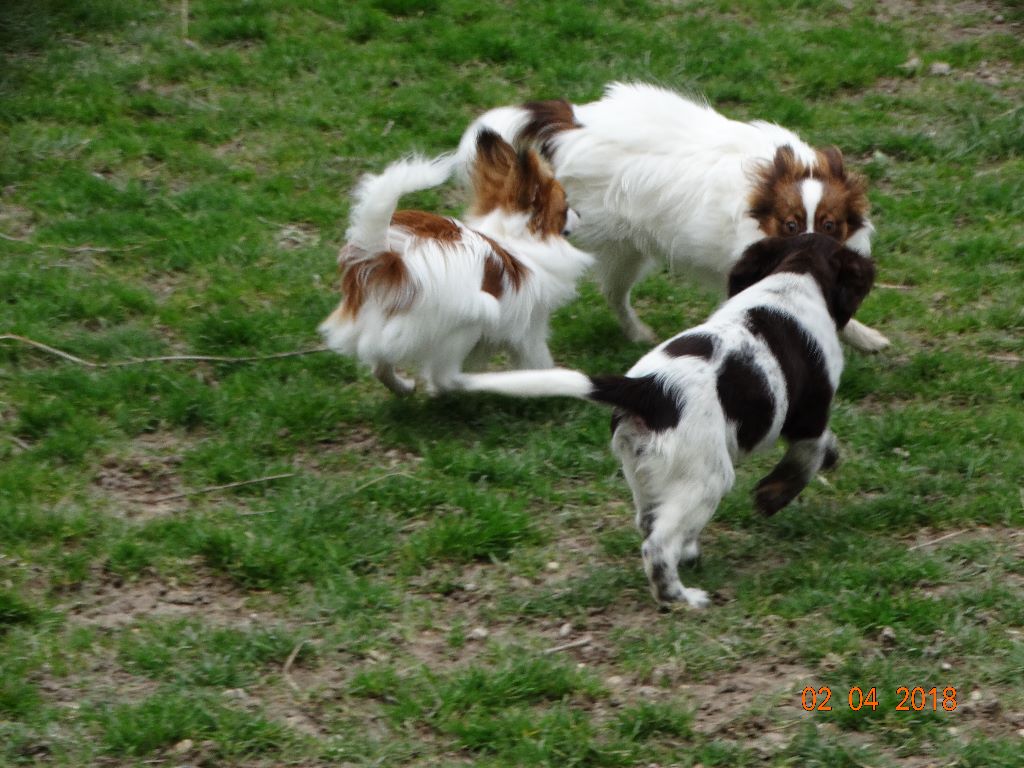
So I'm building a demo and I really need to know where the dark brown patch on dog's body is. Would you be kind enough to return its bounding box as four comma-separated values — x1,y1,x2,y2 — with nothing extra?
748,144,869,244
716,352,775,452
470,130,569,238
391,210,462,241
590,374,681,432
478,233,529,299
744,308,832,442
521,99,580,159
663,333,715,360
337,249,412,319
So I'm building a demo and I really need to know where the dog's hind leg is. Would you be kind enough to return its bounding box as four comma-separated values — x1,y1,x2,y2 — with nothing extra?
635,469,734,609
420,326,484,394
510,313,555,369
591,243,657,343
754,430,839,516
373,363,415,396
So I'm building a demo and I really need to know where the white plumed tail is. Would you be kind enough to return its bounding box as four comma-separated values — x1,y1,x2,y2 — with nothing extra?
345,153,455,253
456,368,593,399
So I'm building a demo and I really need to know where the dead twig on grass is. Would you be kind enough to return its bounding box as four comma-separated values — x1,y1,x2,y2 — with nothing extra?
283,640,307,693
543,636,592,655
908,530,968,551
135,473,296,504
0,333,329,368
1,231,152,253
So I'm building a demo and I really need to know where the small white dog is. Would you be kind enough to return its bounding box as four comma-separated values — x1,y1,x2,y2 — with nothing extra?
457,81,889,352
319,130,592,394
457,233,876,608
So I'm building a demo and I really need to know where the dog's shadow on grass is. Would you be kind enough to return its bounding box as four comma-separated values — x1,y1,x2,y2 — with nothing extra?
373,389,597,448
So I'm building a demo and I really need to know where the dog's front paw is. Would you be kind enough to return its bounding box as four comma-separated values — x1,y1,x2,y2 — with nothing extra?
842,320,890,353
679,587,711,609
754,480,797,516
624,320,658,344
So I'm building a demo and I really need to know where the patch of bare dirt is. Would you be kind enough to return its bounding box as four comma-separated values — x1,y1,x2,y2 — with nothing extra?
64,564,283,631
35,647,160,712
275,223,321,251
873,0,1020,41
296,425,424,474
92,433,189,520
0,195,36,240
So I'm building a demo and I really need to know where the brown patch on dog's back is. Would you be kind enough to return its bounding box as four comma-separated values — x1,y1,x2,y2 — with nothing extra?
521,99,579,159
337,248,414,319
391,210,462,241
663,332,715,360
479,233,529,298
469,129,569,238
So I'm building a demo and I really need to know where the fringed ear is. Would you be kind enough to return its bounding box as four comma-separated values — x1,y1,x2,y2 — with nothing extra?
728,237,791,297
472,129,517,195
817,146,846,179
829,248,876,329
514,148,543,211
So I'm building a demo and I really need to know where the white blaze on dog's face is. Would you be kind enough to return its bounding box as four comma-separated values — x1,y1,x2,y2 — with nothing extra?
749,145,870,244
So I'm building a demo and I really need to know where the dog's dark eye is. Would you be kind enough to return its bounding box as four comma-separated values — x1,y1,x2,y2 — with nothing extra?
784,219,799,234
822,220,836,234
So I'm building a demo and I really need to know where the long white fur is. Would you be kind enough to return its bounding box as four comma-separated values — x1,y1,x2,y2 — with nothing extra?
319,152,594,394
456,81,888,351
457,267,845,608
345,154,456,254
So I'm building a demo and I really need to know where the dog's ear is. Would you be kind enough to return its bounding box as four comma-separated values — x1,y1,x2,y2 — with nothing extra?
728,237,790,297
514,148,544,210
829,247,876,328
817,145,846,179
474,129,518,184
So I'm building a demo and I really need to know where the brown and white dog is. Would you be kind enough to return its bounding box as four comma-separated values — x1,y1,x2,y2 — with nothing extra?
318,130,592,394
457,233,875,608
456,81,889,352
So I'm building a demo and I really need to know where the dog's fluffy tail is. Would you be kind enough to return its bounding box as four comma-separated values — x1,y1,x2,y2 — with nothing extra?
346,153,455,254
455,100,579,183
457,369,679,431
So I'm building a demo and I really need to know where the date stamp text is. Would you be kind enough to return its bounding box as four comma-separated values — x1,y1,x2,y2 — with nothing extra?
801,686,958,712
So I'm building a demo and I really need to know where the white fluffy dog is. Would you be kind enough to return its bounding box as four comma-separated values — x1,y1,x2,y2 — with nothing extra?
456,81,889,352
319,130,592,395
457,233,876,608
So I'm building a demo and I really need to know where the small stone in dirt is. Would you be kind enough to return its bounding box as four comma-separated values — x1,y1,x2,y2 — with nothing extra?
222,688,249,702
899,56,921,71
468,626,489,641
879,626,897,647
940,661,952,671
558,622,573,638
820,652,843,671
606,675,625,688
994,14,1004,23
172,739,194,754
462,582,478,592
929,62,952,76
545,561,560,572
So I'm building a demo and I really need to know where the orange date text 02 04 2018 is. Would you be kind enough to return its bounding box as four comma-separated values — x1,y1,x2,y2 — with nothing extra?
801,686,959,712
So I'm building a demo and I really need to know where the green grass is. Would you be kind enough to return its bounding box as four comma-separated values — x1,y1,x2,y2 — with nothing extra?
1,0,1022,764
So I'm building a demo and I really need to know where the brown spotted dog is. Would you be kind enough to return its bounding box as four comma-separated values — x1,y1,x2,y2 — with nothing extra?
456,81,889,353
319,130,592,394
458,233,875,608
